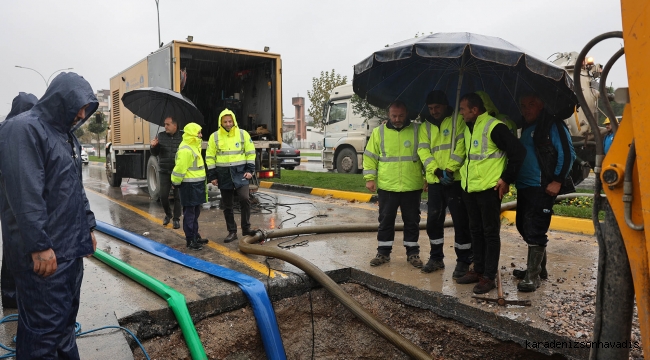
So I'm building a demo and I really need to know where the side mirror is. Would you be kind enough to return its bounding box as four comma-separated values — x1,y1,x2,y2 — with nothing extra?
322,101,329,124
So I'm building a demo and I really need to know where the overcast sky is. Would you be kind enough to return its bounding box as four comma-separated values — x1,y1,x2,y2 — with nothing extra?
0,0,626,117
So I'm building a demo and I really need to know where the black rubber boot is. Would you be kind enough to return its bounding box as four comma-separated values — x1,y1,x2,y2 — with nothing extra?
513,252,547,280
518,246,545,292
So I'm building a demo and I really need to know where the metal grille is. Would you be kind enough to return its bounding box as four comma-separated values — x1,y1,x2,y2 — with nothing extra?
111,90,121,144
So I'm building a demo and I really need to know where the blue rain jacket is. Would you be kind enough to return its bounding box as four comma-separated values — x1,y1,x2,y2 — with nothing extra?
0,72,98,272
1,92,38,303
5,92,38,120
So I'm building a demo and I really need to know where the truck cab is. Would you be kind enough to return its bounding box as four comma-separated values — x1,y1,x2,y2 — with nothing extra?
322,84,381,173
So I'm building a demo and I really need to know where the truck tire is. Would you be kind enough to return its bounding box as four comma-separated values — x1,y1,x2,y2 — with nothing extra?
147,156,161,201
336,148,359,174
106,151,122,187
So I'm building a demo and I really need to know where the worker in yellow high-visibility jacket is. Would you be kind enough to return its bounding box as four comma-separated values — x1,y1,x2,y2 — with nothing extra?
456,93,526,295
417,90,472,279
206,109,257,243
171,122,207,251
363,101,425,269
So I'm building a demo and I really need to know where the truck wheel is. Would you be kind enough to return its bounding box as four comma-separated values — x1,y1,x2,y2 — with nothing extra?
336,148,358,174
106,151,122,187
147,156,161,201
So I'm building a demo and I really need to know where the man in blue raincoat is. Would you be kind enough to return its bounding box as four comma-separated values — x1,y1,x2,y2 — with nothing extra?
0,73,98,359
0,92,39,309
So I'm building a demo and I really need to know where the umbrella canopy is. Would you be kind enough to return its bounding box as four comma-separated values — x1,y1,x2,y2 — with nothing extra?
353,32,578,123
121,87,204,128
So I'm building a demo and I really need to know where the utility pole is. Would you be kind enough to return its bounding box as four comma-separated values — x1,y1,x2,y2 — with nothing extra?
155,0,161,47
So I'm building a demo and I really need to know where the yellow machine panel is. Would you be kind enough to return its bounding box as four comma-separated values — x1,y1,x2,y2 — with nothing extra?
109,59,150,146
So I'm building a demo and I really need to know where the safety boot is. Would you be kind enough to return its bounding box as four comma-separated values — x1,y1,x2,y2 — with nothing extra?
195,233,209,244
369,254,390,267
421,258,445,273
518,246,545,292
452,261,470,279
513,252,547,279
186,237,203,250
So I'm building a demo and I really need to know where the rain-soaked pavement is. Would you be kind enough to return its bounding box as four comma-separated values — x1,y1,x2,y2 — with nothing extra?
0,162,603,359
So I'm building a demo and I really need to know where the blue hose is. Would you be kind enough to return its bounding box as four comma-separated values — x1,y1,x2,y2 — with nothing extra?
95,220,286,360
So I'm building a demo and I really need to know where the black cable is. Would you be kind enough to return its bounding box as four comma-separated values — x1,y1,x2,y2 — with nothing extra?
250,192,328,249
598,48,624,134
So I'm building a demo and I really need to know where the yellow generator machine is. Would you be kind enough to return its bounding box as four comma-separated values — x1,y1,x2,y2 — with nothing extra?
106,41,283,198
577,1,650,359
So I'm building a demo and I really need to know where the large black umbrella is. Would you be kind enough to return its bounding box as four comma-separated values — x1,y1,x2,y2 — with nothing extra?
353,32,578,125
121,87,204,128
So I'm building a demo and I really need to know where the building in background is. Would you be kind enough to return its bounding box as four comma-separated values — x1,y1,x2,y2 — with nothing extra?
283,116,324,149
95,89,110,120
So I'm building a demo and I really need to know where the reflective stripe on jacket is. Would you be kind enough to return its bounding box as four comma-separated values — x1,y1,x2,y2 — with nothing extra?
205,109,256,190
417,115,466,184
363,122,424,192
206,128,255,168
460,112,506,193
171,123,206,185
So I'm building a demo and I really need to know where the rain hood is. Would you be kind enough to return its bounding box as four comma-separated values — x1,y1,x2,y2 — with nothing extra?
0,72,97,271
181,122,203,149
31,72,98,134
218,108,239,138
6,92,38,119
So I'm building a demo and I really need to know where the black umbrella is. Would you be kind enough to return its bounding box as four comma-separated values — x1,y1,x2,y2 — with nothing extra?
121,87,204,128
353,32,578,125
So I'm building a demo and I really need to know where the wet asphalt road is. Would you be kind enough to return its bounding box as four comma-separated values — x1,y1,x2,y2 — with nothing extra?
0,162,602,359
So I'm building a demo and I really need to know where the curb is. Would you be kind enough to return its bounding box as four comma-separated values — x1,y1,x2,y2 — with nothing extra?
501,210,595,235
260,181,378,203
259,181,596,236
300,158,322,163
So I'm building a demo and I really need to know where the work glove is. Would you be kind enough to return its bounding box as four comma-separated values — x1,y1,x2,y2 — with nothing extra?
439,170,454,186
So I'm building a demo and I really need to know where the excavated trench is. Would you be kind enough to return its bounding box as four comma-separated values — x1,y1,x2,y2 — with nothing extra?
130,282,567,360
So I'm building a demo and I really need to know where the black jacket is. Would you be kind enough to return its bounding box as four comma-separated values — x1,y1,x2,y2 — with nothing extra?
150,130,183,174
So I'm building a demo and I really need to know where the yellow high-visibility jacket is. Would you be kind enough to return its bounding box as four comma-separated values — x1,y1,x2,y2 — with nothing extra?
460,112,506,193
206,109,256,190
417,115,466,184
171,122,207,205
363,122,424,192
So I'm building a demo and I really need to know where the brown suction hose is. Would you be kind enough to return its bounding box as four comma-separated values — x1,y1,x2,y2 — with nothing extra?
239,192,592,359
240,224,432,360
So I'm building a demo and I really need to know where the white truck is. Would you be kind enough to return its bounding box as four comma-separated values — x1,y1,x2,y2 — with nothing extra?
321,84,381,174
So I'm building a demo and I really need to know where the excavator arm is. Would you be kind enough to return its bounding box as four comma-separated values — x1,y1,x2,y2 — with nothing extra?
576,1,650,359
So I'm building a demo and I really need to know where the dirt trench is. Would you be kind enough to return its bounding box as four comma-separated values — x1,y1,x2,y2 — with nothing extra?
132,283,568,360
